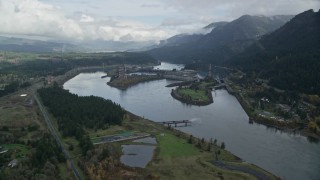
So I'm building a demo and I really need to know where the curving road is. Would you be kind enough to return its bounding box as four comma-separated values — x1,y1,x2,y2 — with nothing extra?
212,160,272,180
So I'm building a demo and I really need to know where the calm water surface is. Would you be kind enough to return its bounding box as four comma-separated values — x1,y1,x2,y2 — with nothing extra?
133,137,157,145
120,145,156,168
64,66,320,180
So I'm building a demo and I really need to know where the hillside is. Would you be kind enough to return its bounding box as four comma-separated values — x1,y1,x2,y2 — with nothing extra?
231,9,320,94
147,15,292,64
0,36,156,53
151,21,228,49
0,36,80,53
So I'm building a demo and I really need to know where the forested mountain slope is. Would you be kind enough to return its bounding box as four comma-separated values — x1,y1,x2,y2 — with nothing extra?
230,9,320,94
147,15,292,64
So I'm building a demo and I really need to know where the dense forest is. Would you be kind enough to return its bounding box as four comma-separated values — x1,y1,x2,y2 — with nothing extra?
31,134,65,167
0,81,30,97
147,15,292,64
230,9,320,94
38,85,125,138
0,134,66,179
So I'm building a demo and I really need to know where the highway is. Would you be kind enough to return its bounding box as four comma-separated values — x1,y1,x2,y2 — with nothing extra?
34,94,82,180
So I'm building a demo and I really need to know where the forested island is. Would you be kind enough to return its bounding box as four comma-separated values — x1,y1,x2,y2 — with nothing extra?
107,75,162,90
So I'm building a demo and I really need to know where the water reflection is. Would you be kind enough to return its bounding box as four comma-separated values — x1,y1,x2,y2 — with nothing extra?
120,145,156,168
64,72,320,180
307,136,319,143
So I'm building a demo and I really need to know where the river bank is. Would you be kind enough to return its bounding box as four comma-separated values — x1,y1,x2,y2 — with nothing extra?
57,68,277,178
171,88,213,106
170,80,215,106
107,75,163,90
229,83,320,140
57,67,319,140
64,71,320,179
55,66,114,86
122,111,278,179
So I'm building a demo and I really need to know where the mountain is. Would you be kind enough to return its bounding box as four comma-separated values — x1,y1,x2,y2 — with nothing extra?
146,15,293,64
0,36,79,53
79,40,156,52
203,21,228,29
0,36,156,53
157,34,203,47
230,9,320,94
153,21,228,48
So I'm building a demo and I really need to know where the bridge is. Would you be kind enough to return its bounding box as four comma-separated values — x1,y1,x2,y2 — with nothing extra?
158,120,191,127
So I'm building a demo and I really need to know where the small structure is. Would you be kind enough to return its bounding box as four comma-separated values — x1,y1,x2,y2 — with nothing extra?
208,64,212,78
164,70,197,81
8,159,18,168
277,104,291,113
118,64,127,80
47,75,54,85
261,97,270,103
0,146,8,154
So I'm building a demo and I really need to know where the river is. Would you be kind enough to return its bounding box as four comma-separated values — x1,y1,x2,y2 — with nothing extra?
63,63,320,180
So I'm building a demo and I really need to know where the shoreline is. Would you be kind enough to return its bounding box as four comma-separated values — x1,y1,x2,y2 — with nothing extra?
230,85,320,140
124,110,279,179
58,67,319,140
55,66,115,87
107,75,163,90
170,88,213,106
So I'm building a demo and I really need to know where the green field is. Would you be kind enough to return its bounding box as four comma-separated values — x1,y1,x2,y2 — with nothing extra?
157,133,200,158
4,144,29,159
177,88,209,101
108,75,161,89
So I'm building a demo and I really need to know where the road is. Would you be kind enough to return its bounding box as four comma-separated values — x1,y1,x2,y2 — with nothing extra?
34,94,82,180
212,161,272,180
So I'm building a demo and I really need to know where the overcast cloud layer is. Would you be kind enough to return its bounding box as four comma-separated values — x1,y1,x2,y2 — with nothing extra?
0,0,319,42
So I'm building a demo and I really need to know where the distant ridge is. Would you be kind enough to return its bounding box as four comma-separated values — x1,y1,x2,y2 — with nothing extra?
0,36,78,53
146,14,293,64
230,9,320,94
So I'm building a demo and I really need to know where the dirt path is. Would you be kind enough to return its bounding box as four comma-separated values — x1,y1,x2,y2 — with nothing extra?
212,161,272,180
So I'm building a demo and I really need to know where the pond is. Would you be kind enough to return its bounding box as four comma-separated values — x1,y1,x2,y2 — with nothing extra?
120,145,156,168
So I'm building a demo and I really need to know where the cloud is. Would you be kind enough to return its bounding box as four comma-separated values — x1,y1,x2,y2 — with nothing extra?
0,0,170,42
141,4,161,8
80,14,94,23
162,0,320,20
0,0,83,39
161,18,194,27
1,0,319,42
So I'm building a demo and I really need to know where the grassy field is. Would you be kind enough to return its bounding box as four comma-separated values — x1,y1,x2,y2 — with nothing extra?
108,75,162,89
86,113,278,180
156,133,200,158
4,144,30,159
57,163,71,180
0,89,46,143
177,88,209,101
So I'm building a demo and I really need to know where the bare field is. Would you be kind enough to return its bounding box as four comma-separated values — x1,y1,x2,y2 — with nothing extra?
0,90,46,141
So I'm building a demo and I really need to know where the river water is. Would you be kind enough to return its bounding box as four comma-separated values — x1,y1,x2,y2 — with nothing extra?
63,63,320,180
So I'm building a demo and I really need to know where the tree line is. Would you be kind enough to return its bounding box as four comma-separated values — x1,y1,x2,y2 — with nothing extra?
38,85,124,132
37,85,125,154
0,81,30,97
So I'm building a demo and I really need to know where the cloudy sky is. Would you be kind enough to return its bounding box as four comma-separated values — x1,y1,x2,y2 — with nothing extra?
0,0,319,42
